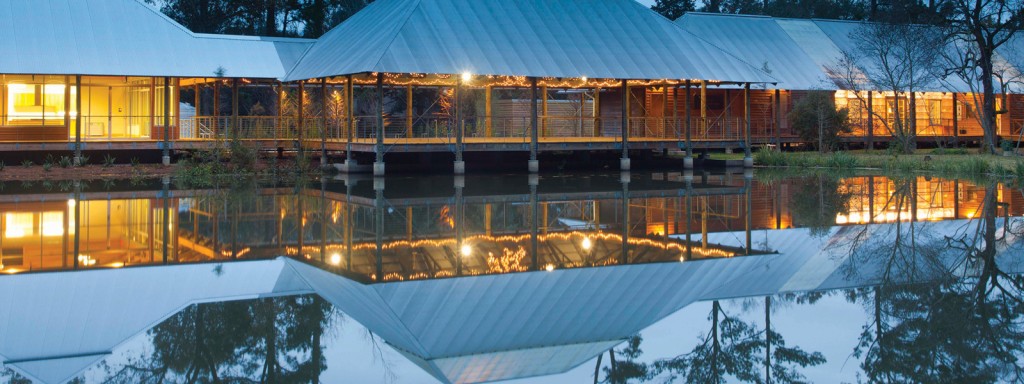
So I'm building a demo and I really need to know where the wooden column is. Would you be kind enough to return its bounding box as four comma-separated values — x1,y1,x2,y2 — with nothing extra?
541,85,548,137
276,82,284,143
407,84,414,137
455,77,464,173
744,83,752,159
346,75,354,162
322,78,329,166
298,82,305,158
685,80,692,159
952,93,959,146
621,79,629,162
673,85,679,141
485,85,492,137
231,78,239,139
867,91,874,150
594,87,601,137
700,81,707,137
75,75,82,163
64,75,71,137
194,84,200,116
774,89,781,146
529,77,539,172
662,86,669,138
213,81,220,137
163,77,171,164
374,73,384,175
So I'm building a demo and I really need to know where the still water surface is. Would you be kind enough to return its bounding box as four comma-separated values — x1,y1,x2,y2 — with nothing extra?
0,171,1022,383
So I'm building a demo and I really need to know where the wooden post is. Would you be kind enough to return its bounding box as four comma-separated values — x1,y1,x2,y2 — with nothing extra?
406,84,413,137
744,83,752,161
164,77,171,165
700,81,707,137
322,77,328,166
485,85,492,137
298,82,305,158
594,87,601,137
194,83,200,117
346,75,354,162
673,85,679,141
685,80,692,161
374,73,384,175
662,86,669,138
276,82,284,142
541,85,548,137
231,78,239,140
621,79,629,170
529,77,539,172
213,81,220,137
952,93,959,146
867,91,874,150
75,75,82,164
774,89,781,146
64,75,71,138
455,76,464,173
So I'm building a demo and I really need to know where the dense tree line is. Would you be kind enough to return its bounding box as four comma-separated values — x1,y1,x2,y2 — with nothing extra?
148,0,374,38
651,0,942,23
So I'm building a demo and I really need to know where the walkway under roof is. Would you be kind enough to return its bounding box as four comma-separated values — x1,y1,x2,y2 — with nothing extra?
284,0,777,84
0,0,313,79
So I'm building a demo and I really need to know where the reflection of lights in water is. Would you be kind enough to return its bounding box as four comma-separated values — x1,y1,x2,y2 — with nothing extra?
330,253,342,265
77,255,97,266
460,244,472,257
679,255,686,262
545,264,555,272
581,237,592,251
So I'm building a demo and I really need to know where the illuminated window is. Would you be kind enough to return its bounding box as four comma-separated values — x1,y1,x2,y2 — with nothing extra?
4,213,34,238
928,100,941,126
5,83,76,125
40,211,64,236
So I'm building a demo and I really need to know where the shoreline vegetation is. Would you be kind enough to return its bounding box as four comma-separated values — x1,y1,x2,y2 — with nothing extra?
754,148,1024,182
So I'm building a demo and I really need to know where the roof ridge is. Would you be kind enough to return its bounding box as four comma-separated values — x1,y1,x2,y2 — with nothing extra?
369,0,425,73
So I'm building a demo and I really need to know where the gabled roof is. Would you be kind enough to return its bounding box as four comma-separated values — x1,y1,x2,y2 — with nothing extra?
284,0,776,83
0,0,313,78
677,13,834,90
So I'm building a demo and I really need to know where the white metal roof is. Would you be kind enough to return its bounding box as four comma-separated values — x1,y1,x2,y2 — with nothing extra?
284,0,777,83
677,13,835,90
0,0,313,79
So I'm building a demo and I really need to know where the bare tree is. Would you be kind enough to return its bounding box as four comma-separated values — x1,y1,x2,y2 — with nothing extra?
943,0,1024,153
829,23,944,154
942,34,1024,151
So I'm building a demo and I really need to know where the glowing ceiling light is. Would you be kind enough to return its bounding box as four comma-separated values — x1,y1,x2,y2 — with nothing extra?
330,253,342,265
461,72,472,82
545,264,555,272
460,244,472,257
581,76,588,82
581,237,592,251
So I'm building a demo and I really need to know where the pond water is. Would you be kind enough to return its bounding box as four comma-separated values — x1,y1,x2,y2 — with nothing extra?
0,171,1022,383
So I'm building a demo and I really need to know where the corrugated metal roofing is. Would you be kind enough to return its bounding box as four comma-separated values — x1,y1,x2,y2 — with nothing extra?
677,13,835,90
0,0,313,78
284,0,777,83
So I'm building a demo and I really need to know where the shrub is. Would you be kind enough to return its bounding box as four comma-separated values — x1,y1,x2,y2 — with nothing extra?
753,146,788,166
130,157,140,167
77,155,90,166
58,156,72,168
1001,139,1015,153
21,159,33,168
788,91,852,152
826,151,858,168
103,154,117,167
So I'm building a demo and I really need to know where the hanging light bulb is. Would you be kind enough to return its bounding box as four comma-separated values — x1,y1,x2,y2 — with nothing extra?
461,244,472,257
581,237,593,251
461,72,472,82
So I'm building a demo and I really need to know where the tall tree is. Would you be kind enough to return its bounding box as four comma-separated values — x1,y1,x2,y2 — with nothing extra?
651,0,697,20
943,0,1024,154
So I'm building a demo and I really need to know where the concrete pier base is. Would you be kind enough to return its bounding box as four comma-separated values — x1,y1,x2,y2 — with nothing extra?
683,156,693,169
161,155,171,166
336,159,370,173
528,173,539,186
725,148,734,154
619,157,631,171
454,175,465,188
373,161,385,176
743,156,753,168
373,177,385,191
528,160,539,173
454,160,466,174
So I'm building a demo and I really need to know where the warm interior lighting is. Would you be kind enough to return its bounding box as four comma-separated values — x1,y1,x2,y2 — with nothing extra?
461,72,472,82
4,213,32,238
581,76,588,82
6,83,76,122
460,244,472,257
40,211,64,236
77,255,97,266
330,253,342,265
581,237,593,251
544,264,555,272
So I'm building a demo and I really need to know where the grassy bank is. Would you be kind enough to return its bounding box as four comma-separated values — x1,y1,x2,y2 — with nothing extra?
754,148,1024,181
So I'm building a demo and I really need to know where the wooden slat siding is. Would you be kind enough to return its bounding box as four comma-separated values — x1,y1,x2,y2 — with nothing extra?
955,94,985,137
600,88,623,136
0,126,69,141
493,99,594,138
1008,94,1024,137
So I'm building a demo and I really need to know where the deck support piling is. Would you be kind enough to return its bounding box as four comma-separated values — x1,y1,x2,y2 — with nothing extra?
529,77,539,173
374,73,385,176
74,75,82,165
455,77,465,174
743,83,752,168
620,79,630,171
163,77,171,166
684,80,693,169
867,91,874,150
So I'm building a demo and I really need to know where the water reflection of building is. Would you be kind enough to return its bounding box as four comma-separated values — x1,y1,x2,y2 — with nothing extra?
2,173,1024,383
1,174,1022,276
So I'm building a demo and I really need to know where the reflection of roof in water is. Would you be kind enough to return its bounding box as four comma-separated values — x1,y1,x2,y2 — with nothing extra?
2,217,1022,384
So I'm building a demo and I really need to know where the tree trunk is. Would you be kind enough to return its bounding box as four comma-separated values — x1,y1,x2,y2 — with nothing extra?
980,47,999,154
